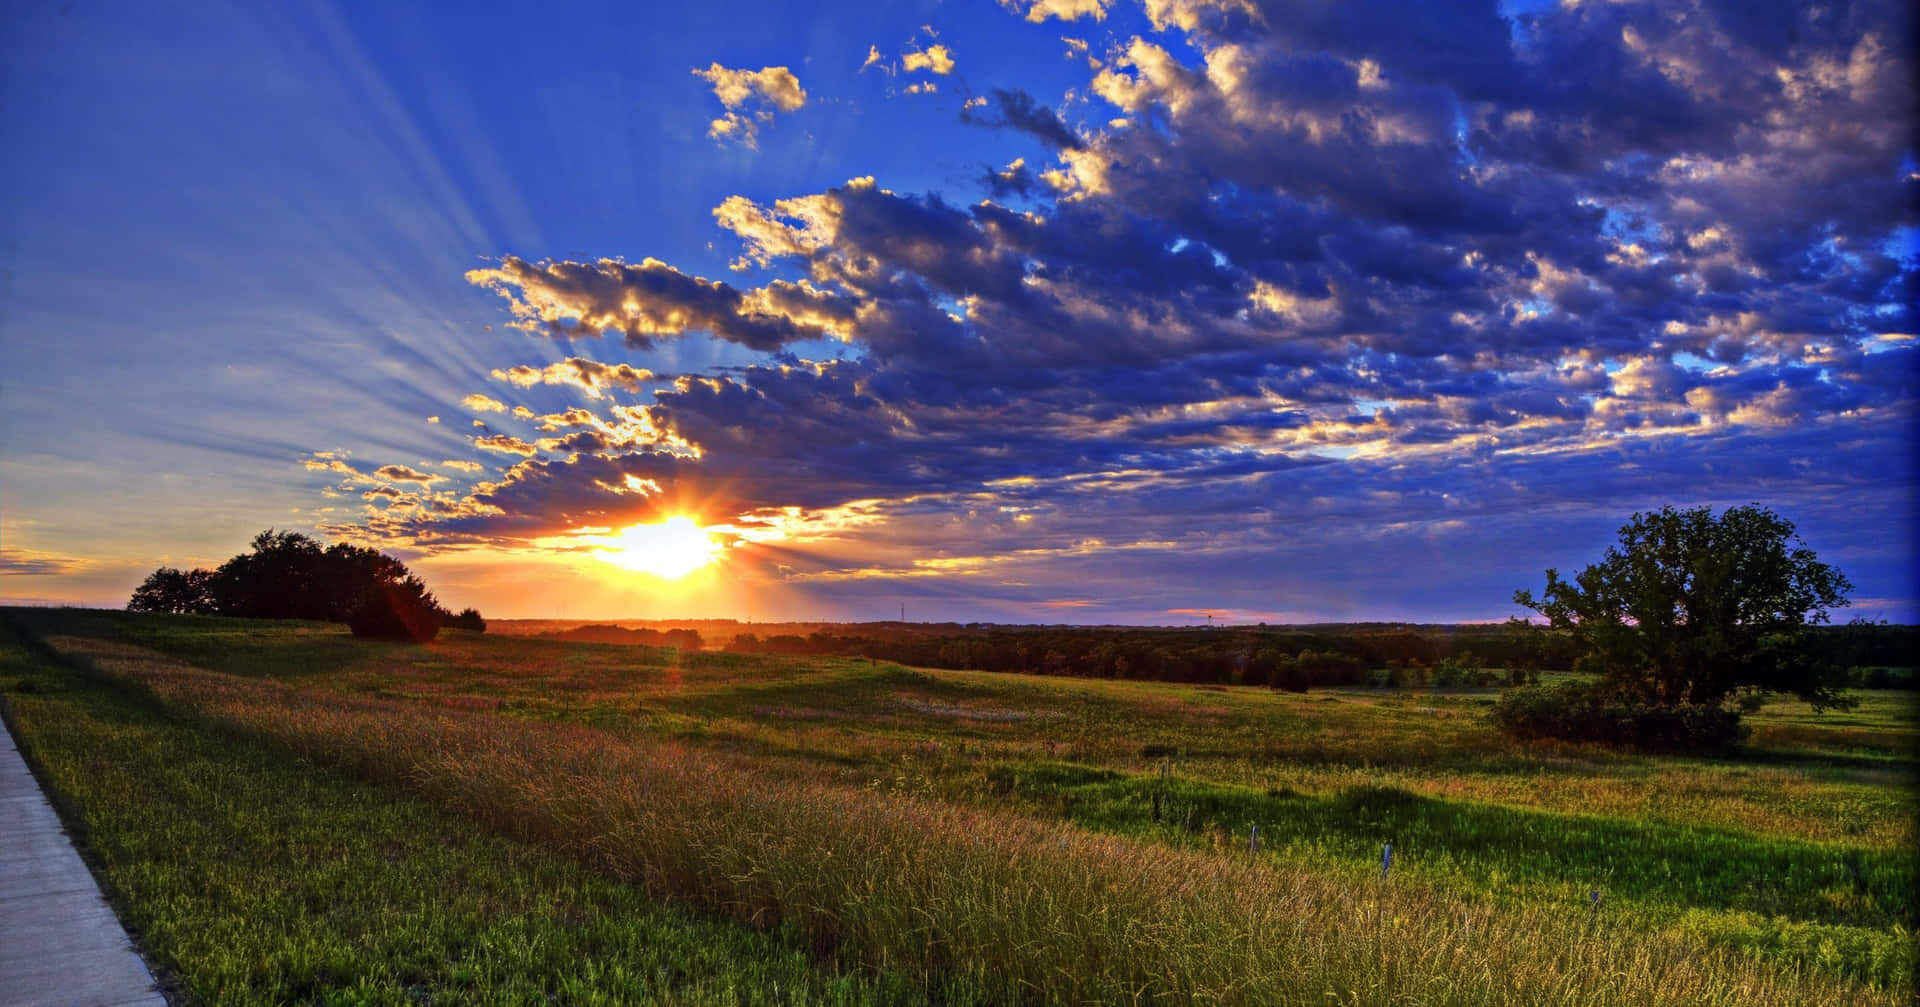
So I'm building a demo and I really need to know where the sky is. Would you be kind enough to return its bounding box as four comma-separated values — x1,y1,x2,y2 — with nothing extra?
1,0,1914,624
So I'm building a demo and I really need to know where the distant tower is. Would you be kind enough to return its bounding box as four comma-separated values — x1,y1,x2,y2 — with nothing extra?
900,602,906,623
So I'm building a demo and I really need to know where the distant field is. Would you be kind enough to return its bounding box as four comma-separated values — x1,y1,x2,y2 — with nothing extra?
4,607,1915,1005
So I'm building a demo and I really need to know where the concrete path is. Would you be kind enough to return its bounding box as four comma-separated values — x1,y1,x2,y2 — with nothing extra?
1,716,166,1007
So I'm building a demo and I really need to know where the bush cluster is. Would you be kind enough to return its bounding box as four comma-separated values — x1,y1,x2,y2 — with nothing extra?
128,530,482,642
1851,666,1915,690
1491,680,1748,753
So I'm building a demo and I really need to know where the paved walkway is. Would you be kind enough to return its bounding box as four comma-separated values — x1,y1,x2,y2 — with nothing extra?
1,715,165,1007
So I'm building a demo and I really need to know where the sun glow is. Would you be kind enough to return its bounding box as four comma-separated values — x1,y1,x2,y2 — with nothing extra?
597,516,723,579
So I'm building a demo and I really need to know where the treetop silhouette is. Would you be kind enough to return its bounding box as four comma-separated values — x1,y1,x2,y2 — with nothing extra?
128,529,482,642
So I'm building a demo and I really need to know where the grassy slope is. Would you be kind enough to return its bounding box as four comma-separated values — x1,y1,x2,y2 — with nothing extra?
6,608,1916,1001
0,623,911,1006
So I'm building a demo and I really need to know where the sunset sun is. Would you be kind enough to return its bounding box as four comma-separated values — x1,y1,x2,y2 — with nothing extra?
597,517,722,579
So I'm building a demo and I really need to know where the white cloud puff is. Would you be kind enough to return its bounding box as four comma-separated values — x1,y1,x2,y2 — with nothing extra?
903,45,955,75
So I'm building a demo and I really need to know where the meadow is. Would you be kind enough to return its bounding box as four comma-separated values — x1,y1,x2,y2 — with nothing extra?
2,607,1914,1005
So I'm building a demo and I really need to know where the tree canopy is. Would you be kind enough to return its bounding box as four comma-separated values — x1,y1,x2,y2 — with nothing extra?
1514,505,1853,710
128,530,481,642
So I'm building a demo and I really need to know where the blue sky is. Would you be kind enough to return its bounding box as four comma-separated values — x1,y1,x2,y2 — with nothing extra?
2,0,1914,623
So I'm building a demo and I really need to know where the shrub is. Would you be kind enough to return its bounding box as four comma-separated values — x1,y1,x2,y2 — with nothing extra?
443,608,487,633
1433,651,1478,688
1852,666,1915,690
1492,680,1748,753
1504,665,1540,687
347,583,442,642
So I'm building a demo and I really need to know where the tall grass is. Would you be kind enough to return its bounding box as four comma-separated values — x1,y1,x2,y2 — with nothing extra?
0,629,907,1005
47,635,1901,1007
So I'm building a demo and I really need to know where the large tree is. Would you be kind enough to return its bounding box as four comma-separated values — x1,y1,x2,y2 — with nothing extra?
127,567,217,615
127,530,471,642
1514,505,1853,710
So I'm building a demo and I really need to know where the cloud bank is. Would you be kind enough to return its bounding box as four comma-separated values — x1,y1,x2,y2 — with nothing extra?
312,0,1917,621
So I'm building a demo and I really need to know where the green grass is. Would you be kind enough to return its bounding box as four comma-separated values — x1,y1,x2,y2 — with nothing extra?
0,624,915,1005
6,607,1916,1002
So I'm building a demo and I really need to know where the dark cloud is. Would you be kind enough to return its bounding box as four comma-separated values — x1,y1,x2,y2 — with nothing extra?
961,88,1083,149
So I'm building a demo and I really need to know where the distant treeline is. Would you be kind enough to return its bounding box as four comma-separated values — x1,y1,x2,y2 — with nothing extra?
509,617,1917,692
540,624,704,649
718,621,1918,691
128,530,484,642
723,623,1563,689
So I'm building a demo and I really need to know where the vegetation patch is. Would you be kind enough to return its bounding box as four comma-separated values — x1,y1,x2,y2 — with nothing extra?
6,608,1914,1002
0,624,909,1005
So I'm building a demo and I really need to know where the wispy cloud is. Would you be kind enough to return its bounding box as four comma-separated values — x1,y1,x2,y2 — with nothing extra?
0,548,91,576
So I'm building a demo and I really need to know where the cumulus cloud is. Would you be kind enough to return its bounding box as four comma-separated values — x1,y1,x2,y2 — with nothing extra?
461,393,508,413
692,63,807,148
1001,0,1108,24
903,44,955,75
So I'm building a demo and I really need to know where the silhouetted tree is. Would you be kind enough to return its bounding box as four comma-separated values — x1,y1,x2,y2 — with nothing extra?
208,530,331,620
126,529,475,643
1515,505,1853,710
127,567,217,615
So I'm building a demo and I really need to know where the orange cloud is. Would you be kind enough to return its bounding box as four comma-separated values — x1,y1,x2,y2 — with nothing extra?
375,464,442,484
475,434,540,457
492,357,655,398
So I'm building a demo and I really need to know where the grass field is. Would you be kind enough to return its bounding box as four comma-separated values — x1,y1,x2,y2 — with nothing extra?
3,607,1915,1004
0,622,921,1005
